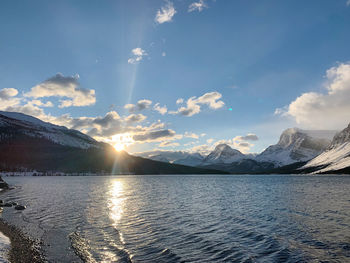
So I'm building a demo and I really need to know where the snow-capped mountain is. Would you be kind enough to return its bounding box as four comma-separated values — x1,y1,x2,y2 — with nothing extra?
201,144,246,165
302,123,350,173
135,150,205,166
0,111,223,174
173,153,204,166
255,128,336,167
0,111,99,149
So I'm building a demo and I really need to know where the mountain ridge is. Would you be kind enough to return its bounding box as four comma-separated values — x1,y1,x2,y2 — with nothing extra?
0,111,226,175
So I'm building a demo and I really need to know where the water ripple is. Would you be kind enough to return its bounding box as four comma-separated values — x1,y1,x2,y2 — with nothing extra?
1,175,350,262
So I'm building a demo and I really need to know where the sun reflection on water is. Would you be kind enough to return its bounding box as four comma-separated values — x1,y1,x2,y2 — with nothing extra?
109,180,125,224
107,180,134,261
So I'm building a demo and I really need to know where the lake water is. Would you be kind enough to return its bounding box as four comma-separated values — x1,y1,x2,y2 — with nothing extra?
0,175,350,262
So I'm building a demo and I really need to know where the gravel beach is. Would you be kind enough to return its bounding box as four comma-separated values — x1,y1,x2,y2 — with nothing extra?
0,177,45,263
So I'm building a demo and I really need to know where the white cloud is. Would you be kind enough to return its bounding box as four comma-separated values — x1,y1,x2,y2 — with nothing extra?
188,0,208,12
128,48,148,64
347,0,350,6
25,73,96,108
0,88,18,99
124,99,152,113
155,1,176,24
162,52,166,57
0,88,21,109
276,63,350,129
176,98,184,104
206,138,214,144
189,144,212,155
184,132,199,139
154,103,167,115
171,91,224,117
4,104,48,120
29,100,54,107
125,114,147,123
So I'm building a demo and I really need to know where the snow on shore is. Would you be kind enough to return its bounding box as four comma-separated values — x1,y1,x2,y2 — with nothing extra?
0,231,10,263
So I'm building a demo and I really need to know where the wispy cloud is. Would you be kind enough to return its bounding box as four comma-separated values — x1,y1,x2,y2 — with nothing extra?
347,0,350,6
188,0,208,12
128,48,148,64
184,132,199,139
154,103,168,115
159,141,180,147
170,91,224,117
176,98,184,104
133,129,176,142
155,1,176,24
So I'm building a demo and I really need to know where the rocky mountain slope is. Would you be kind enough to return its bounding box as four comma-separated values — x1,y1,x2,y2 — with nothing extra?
255,128,336,167
201,144,245,165
301,123,350,174
0,111,99,149
0,112,224,174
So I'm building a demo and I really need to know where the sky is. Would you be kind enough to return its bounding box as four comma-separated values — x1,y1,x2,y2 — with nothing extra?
1,0,350,154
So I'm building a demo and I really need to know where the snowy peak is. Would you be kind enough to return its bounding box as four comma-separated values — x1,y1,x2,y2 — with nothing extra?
256,128,336,167
0,111,99,149
302,122,350,173
202,144,245,164
277,128,335,149
328,123,350,149
277,128,304,148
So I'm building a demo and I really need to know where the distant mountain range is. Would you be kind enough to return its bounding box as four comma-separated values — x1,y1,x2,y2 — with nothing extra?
2,110,350,175
0,111,225,174
137,127,344,174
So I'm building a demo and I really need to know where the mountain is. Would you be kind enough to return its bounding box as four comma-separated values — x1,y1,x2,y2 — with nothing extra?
200,159,275,174
301,123,350,174
173,153,204,166
0,111,225,174
0,111,99,149
201,144,245,165
135,150,205,166
255,128,336,167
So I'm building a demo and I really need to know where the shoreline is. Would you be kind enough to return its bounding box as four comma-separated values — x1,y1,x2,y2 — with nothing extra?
0,177,45,263
0,219,45,263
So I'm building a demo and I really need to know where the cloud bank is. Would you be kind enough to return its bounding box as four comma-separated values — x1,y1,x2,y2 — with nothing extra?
276,63,350,129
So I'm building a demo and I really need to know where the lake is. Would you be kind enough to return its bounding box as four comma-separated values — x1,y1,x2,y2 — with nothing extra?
1,175,350,262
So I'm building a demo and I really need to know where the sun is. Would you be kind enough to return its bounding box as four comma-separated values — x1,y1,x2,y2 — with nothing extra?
112,133,134,152
114,142,125,151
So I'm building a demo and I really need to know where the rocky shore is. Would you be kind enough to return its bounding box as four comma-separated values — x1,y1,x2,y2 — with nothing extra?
0,176,45,263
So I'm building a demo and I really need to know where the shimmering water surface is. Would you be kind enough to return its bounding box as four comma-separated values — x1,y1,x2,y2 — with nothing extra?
1,175,350,262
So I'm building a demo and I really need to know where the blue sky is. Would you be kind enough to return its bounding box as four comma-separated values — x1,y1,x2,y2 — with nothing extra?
1,0,350,154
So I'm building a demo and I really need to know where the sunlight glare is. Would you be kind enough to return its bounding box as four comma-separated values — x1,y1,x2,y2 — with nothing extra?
112,133,134,152
109,180,124,224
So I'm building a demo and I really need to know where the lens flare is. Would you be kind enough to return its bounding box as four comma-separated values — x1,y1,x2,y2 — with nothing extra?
111,133,134,152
